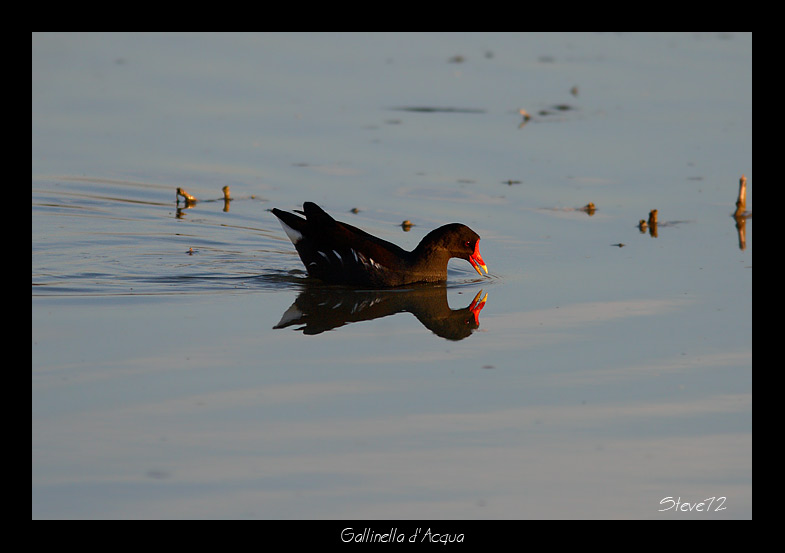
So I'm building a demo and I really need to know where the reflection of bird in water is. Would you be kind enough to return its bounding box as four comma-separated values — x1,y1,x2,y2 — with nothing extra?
274,284,488,341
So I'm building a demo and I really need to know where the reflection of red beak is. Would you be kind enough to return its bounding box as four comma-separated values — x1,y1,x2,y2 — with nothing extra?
469,290,488,325
469,241,488,276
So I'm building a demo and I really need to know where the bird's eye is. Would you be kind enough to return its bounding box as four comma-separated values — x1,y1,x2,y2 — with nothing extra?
465,241,471,247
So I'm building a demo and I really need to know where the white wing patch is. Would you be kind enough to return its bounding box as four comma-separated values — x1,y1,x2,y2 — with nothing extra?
278,220,303,244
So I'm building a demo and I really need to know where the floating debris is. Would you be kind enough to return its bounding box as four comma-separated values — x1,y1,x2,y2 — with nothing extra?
221,186,232,212
176,185,238,214
733,174,751,250
448,55,465,63
646,210,658,237
401,220,413,231
638,211,658,236
517,104,577,128
503,179,522,186
176,187,197,205
350,207,361,214
518,109,531,129
392,106,486,114
539,203,598,216
638,209,693,238
735,174,751,218
611,243,626,248
579,202,597,215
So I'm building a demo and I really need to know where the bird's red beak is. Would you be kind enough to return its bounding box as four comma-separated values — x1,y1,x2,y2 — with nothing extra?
469,240,488,276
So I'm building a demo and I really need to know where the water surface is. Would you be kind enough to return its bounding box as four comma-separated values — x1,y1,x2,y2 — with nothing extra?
32,32,752,519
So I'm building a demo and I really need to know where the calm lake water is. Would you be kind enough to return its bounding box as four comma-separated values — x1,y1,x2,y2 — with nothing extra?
32,32,752,519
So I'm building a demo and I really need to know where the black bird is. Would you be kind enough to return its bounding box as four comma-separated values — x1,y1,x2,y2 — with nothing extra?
272,202,488,287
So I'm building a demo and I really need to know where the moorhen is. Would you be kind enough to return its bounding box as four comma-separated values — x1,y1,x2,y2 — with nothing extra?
272,202,488,287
